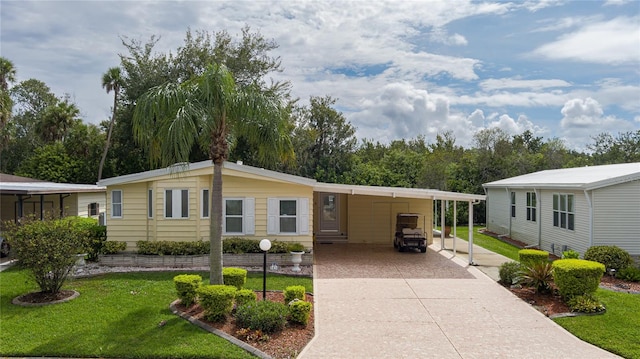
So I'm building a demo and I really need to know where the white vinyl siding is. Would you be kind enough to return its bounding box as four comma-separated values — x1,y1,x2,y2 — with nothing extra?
111,190,122,218
592,180,640,255
222,198,255,235
267,197,309,235
165,189,189,219
486,188,510,235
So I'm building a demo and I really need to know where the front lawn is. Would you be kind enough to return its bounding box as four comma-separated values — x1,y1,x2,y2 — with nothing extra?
0,267,312,358
449,225,521,261
553,288,640,359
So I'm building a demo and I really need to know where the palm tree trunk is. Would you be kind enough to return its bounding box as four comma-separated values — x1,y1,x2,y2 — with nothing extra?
209,160,224,284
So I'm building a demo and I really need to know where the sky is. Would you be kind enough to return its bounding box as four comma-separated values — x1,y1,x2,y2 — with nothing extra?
2,0,639,151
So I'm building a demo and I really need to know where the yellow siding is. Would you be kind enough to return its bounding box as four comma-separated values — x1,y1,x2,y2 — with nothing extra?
348,195,432,244
106,172,314,250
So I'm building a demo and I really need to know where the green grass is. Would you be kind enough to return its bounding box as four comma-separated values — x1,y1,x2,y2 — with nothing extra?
553,289,640,358
448,226,521,261
0,267,312,358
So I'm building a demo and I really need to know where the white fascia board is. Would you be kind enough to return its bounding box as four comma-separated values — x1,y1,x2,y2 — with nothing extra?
98,160,213,186
314,183,485,202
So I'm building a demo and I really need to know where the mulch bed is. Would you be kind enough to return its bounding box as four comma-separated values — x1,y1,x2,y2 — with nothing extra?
175,291,314,359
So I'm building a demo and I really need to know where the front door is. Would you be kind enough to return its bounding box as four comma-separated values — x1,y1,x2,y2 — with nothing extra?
319,193,339,232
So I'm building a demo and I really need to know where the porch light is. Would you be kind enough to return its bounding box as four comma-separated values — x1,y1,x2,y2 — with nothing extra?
260,239,272,301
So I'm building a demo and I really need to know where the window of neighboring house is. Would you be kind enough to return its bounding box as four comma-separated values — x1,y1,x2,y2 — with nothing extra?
111,190,122,218
526,192,536,222
88,202,99,216
148,189,153,218
201,189,210,218
267,198,309,235
165,189,189,219
553,194,574,230
224,198,243,234
510,192,516,218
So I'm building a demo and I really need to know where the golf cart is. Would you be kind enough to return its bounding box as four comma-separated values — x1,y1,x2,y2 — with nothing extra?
393,213,427,253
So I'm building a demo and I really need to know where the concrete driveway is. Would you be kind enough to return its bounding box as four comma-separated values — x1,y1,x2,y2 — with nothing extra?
298,243,619,359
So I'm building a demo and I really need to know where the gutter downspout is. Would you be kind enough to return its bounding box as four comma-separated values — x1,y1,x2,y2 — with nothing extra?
535,188,541,248
468,199,480,265
505,187,511,236
584,189,593,248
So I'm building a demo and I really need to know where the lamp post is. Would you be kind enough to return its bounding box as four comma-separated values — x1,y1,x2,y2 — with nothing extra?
259,238,272,301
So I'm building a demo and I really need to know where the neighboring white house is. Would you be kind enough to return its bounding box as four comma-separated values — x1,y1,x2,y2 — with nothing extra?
483,163,640,257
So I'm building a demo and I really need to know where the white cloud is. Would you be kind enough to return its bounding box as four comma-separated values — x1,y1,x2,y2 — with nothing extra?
479,78,571,91
560,97,605,128
532,16,640,65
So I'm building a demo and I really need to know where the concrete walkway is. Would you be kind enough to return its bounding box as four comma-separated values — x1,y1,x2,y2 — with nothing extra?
298,242,619,359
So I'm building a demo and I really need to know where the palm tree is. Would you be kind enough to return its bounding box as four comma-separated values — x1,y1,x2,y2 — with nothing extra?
98,67,122,181
0,57,16,91
37,100,80,142
133,64,293,284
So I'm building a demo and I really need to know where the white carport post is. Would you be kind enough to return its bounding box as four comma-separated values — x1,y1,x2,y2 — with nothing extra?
440,199,445,249
468,200,474,265
453,200,457,256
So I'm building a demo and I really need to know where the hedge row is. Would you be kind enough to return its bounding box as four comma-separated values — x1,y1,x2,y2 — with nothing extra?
137,237,305,255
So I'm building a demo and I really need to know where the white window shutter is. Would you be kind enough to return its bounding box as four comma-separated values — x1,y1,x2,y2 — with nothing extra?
245,198,255,235
267,198,278,235
299,197,310,235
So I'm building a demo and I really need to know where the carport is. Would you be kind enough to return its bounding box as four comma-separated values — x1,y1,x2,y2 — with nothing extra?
312,183,485,264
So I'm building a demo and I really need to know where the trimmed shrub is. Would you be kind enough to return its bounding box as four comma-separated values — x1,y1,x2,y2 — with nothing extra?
562,250,580,259
616,266,640,282
235,289,257,307
137,240,209,255
223,267,247,290
288,300,312,326
102,241,127,254
518,249,549,267
287,243,306,252
284,285,306,304
498,261,521,285
173,274,202,307
567,294,606,314
235,300,288,333
519,261,554,293
197,285,237,322
584,245,632,272
222,237,305,254
4,217,88,294
552,259,605,300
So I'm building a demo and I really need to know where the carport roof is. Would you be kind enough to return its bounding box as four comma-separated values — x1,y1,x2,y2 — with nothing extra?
0,174,105,195
313,182,485,202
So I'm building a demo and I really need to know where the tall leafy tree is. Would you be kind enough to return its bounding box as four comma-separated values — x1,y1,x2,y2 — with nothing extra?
0,57,16,135
292,96,356,182
98,67,123,181
36,99,80,142
133,64,292,284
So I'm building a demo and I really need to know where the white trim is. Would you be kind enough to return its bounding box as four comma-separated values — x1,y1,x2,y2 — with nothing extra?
223,198,245,234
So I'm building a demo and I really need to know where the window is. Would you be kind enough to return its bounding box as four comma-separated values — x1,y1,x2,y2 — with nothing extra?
201,189,210,218
88,202,99,216
224,199,243,233
553,194,574,230
111,190,122,218
222,198,254,235
148,189,153,218
280,200,297,233
526,192,536,222
510,192,516,218
267,198,309,235
165,189,189,219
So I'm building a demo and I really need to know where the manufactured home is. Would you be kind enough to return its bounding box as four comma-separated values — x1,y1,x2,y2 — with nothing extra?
98,161,485,252
483,163,640,257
